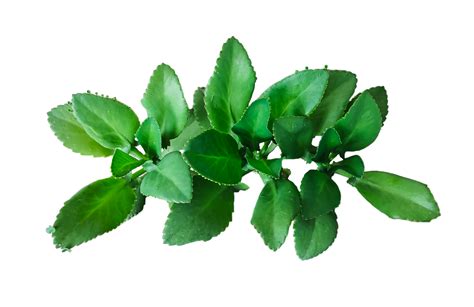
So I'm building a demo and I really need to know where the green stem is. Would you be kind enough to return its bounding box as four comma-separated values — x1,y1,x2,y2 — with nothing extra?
130,168,146,180
130,147,148,160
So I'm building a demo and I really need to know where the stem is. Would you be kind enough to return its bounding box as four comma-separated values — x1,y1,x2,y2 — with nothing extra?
130,168,146,180
130,147,148,160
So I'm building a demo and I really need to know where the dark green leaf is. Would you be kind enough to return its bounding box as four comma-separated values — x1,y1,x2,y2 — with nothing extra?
314,128,342,162
232,99,273,149
273,116,313,159
205,37,256,132
111,149,144,177
251,179,301,251
245,150,282,179
136,118,161,159
127,184,146,220
183,129,243,185
300,170,340,219
163,176,234,245
351,171,440,222
331,155,364,178
349,87,388,125
193,87,211,129
47,104,112,157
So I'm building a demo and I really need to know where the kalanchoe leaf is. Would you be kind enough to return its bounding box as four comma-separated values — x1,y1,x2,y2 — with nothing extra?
349,86,388,125
141,64,189,144
331,155,364,178
72,93,140,150
127,185,146,220
111,149,145,177
166,111,206,153
47,104,113,157
193,87,211,129
350,171,440,222
163,176,234,245
183,129,243,185
251,179,301,251
245,150,282,179
314,128,342,162
273,116,313,159
300,170,341,219
136,118,162,159
140,151,192,203
294,212,338,260
205,37,256,133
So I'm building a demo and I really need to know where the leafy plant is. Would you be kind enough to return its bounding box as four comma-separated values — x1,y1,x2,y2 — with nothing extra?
46,37,440,260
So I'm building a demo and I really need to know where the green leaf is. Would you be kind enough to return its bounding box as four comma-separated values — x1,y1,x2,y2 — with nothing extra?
310,70,357,135
314,128,342,162
259,69,329,121
349,87,388,125
232,99,273,150
111,149,144,177
351,171,440,222
52,177,136,250
273,116,313,159
166,111,206,153
335,91,382,152
331,155,364,178
300,170,340,219
136,118,161,159
193,87,211,129
141,64,189,144
183,129,243,185
245,150,282,178
127,185,146,220
140,151,192,203
72,94,140,150
294,212,338,260
205,37,256,132
163,176,234,245
251,179,301,251
47,104,112,157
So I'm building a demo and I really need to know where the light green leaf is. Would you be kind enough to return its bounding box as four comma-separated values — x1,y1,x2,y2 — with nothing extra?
300,170,340,219
140,151,192,203
72,94,140,150
349,86,388,124
245,150,282,178
136,118,161,159
351,171,440,222
314,128,342,162
47,104,112,157
259,69,329,121
294,212,338,260
232,99,273,150
163,176,234,245
273,116,313,159
127,185,146,220
52,177,136,250
251,179,301,251
331,155,364,178
193,87,211,129
166,111,206,153
111,149,144,177
183,129,243,185
205,37,256,132
141,64,189,144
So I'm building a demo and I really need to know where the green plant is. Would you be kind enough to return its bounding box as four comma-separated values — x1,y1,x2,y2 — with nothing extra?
46,36,440,260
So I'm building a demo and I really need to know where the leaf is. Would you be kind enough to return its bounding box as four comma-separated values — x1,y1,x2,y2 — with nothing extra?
300,170,341,219
166,111,206,153
52,177,136,250
251,179,301,251
127,185,146,220
294,212,338,260
72,93,140,150
111,149,145,177
205,37,256,132
245,150,282,178
314,128,342,162
259,69,329,121
351,171,440,222
331,155,364,178
140,151,192,203
349,86,388,125
136,118,161,159
273,116,313,159
141,64,189,144
163,176,234,245
183,129,243,185
47,104,112,157
310,70,357,136
232,99,273,150
334,91,382,152
193,87,211,129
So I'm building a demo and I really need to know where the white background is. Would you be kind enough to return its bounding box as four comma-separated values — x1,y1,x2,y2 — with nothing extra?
1,0,473,306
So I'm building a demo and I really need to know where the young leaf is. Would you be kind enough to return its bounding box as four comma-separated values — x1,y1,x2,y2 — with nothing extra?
163,176,234,245
294,212,338,260
52,177,136,250
111,149,145,177
349,86,388,125
141,64,189,144
331,155,364,178
273,116,313,159
193,87,211,129
310,70,357,136
232,99,273,150
351,171,440,222
245,150,282,178
166,111,206,152
47,104,112,157
205,37,256,132
314,128,342,162
140,151,192,203
183,129,243,185
72,93,140,150
251,179,301,251
335,91,382,152
300,170,341,219
136,118,161,159
259,69,329,121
